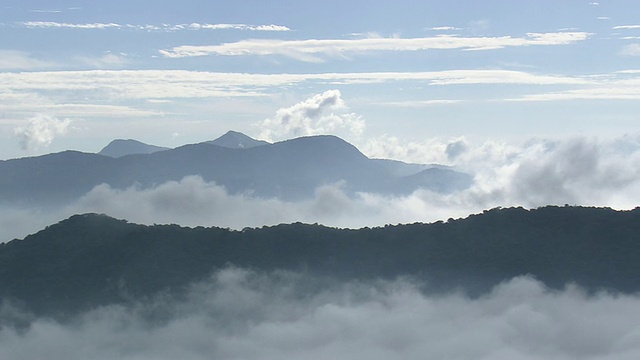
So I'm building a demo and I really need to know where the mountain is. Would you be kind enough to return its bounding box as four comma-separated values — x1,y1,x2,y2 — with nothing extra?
0,134,472,205
206,130,270,149
98,139,169,158
1,206,639,318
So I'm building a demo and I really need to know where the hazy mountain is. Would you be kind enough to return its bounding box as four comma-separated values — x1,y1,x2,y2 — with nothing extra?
1,206,638,318
98,139,169,158
206,130,270,149
0,134,472,205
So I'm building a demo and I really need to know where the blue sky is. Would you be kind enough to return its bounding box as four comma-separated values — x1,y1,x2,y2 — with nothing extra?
1,0,640,161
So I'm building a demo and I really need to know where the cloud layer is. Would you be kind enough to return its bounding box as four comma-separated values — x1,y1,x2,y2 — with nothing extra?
160,32,590,61
2,269,640,360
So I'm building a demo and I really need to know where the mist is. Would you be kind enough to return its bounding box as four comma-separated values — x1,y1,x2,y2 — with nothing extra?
1,134,639,242
1,268,640,360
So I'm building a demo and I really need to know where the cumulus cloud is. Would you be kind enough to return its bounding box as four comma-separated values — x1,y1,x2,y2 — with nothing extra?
1,269,640,360
13,114,72,150
159,32,590,60
257,90,365,142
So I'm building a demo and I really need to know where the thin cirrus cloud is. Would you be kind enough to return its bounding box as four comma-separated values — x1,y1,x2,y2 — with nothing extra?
428,26,463,31
0,69,591,97
612,25,640,29
19,21,291,32
0,50,54,70
159,32,591,61
4,68,640,118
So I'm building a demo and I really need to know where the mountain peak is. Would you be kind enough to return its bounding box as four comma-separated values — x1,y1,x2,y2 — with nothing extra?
207,131,270,149
98,139,169,158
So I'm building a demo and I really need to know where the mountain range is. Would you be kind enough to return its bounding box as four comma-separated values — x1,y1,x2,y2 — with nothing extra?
0,131,472,205
1,205,638,319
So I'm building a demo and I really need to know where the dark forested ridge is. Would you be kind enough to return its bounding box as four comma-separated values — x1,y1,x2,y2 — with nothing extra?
1,206,639,318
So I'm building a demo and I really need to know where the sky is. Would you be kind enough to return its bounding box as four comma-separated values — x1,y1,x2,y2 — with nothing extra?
1,0,640,161
3,4,640,356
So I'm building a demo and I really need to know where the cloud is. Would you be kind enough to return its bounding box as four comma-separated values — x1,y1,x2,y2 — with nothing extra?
159,32,590,60
620,44,640,56
428,26,462,31
76,53,129,69
21,21,122,29
445,137,469,160
0,69,593,116
257,90,365,142
2,269,640,360
13,114,72,150
19,21,290,32
376,99,463,107
0,50,53,70
1,134,638,243
613,25,640,29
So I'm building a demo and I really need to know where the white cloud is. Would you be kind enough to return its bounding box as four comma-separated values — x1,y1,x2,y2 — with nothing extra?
0,50,54,70
18,21,290,32
21,21,122,29
186,23,290,31
13,114,72,150
0,69,593,106
1,269,640,360
428,26,462,31
159,32,591,60
257,90,365,142
377,99,463,107
613,25,640,29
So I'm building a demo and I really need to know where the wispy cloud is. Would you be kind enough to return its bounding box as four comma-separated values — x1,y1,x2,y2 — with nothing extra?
2,69,638,123
19,21,290,32
376,99,463,107
428,26,462,31
160,32,591,61
75,53,129,69
620,44,640,56
613,25,640,29
22,21,122,29
0,50,54,70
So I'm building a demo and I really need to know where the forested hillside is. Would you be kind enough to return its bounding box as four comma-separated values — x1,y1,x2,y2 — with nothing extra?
1,206,639,319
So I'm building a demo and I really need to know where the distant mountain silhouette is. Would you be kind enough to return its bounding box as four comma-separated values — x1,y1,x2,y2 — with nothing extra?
0,134,472,205
1,206,639,318
206,130,270,149
98,139,169,158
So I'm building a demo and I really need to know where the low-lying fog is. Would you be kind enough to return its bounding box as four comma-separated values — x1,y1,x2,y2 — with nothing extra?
2,268,640,360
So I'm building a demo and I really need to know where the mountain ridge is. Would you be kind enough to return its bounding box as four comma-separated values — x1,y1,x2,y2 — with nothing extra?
0,133,472,205
2,205,639,319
